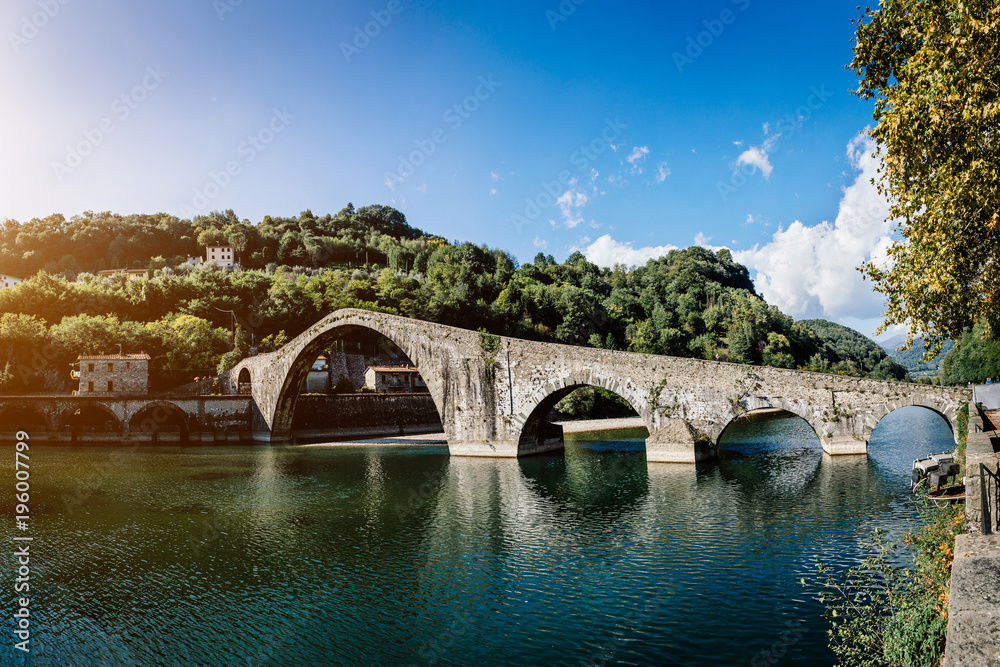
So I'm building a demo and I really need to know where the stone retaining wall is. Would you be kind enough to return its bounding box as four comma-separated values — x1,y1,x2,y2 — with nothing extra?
944,534,1000,666
965,402,1000,533
290,393,442,432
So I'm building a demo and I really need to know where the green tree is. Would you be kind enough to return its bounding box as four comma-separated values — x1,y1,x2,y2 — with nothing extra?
852,0,1000,352
0,314,49,391
217,321,250,376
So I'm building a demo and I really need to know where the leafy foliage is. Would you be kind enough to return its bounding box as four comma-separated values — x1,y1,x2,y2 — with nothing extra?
818,499,963,666
851,0,1000,352
800,319,908,379
885,338,954,377
939,320,1000,384
0,207,911,392
552,387,638,420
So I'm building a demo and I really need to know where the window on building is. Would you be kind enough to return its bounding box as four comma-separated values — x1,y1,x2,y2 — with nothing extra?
88,363,94,372
88,381,93,392
108,363,114,372
126,362,131,370
108,380,114,392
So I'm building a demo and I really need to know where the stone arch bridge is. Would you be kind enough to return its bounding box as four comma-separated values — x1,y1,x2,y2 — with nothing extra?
232,309,970,462
0,395,252,444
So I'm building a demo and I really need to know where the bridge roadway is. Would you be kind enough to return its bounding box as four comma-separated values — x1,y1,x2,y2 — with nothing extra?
233,309,971,462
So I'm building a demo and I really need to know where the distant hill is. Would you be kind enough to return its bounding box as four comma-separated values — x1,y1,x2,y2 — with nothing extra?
878,333,908,351
881,337,954,376
799,319,908,379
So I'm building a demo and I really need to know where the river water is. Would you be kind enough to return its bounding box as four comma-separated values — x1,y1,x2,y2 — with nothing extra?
3,406,954,666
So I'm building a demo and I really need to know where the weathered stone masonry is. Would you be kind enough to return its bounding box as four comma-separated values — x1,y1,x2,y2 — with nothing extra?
0,396,252,443
233,308,971,462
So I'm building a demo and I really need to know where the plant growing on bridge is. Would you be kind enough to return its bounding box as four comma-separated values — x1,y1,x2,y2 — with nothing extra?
0,362,12,394
647,377,669,411
478,330,502,382
728,370,764,420
217,321,250,376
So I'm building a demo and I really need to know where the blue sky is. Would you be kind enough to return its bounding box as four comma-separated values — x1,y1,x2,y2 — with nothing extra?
1,0,901,338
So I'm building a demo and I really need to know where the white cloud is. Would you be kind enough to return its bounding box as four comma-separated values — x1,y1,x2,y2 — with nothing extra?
626,146,650,174
533,236,548,250
736,145,774,179
581,234,679,268
655,162,671,183
694,232,712,247
491,171,501,181
627,146,649,164
734,135,895,320
736,129,782,180
733,140,743,146
555,180,589,228
490,188,497,196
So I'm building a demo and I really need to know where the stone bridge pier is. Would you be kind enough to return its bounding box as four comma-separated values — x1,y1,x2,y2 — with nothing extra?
233,309,971,462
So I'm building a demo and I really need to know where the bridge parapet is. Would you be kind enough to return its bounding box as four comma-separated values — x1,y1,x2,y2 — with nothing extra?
233,309,971,461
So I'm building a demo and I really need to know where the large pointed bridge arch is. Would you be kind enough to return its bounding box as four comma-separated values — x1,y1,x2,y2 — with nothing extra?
233,309,971,460
233,309,456,442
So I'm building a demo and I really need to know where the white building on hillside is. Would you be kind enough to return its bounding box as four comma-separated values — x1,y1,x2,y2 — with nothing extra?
0,274,22,289
206,246,235,268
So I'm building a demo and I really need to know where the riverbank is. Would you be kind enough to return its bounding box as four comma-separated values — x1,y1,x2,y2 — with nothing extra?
299,432,448,448
294,418,648,448
556,417,647,434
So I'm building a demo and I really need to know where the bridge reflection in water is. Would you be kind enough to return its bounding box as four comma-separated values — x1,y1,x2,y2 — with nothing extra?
5,406,953,665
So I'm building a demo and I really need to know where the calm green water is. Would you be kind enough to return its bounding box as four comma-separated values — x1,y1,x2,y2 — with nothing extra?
3,406,954,666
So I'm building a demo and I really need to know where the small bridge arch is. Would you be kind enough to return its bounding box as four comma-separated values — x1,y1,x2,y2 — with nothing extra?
866,398,960,444
129,401,190,441
713,395,826,449
0,404,51,431
516,370,650,456
236,367,252,394
61,403,122,433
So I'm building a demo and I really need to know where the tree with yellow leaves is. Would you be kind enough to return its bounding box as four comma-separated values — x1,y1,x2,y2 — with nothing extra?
853,0,1000,354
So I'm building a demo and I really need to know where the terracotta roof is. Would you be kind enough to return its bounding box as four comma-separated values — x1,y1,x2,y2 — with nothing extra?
366,366,419,373
76,354,151,360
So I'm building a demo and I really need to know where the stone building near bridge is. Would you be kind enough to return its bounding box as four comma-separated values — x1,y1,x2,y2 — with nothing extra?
73,354,151,395
364,366,427,393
